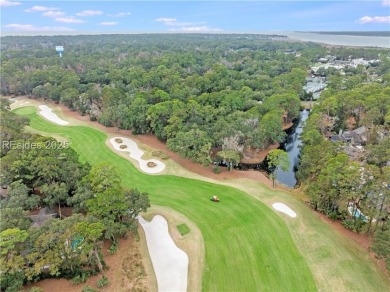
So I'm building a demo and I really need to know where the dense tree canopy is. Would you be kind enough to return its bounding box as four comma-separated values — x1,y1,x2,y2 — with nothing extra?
5,34,385,165
0,105,151,290
297,66,390,266
0,34,325,163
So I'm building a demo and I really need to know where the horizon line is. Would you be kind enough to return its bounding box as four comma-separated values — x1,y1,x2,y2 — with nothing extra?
2,30,390,37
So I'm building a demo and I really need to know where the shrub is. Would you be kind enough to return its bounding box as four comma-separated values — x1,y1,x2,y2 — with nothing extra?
90,116,97,121
327,211,339,221
72,272,88,285
108,243,118,254
338,210,348,220
115,138,123,143
29,288,44,292
342,218,366,232
0,271,24,292
119,144,127,149
82,286,97,292
213,165,221,174
371,221,390,272
97,275,110,288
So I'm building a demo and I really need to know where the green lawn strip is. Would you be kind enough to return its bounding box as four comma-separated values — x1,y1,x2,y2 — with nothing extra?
177,224,190,236
16,106,37,115
15,107,316,291
225,179,390,292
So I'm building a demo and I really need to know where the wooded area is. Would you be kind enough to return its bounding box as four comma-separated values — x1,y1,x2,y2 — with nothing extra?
1,34,323,164
297,66,390,270
0,98,150,291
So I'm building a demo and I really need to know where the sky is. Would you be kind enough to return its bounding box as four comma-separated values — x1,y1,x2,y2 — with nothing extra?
1,0,389,34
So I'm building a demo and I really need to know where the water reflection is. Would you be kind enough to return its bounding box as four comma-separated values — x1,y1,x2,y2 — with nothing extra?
276,110,310,187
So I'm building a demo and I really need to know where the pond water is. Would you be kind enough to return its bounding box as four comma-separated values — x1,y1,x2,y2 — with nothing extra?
275,109,310,187
218,109,310,188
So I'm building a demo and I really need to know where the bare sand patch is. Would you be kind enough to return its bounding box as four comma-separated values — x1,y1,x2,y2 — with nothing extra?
139,215,189,292
38,105,69,125
9,97,35,109
272,202,297,218
143,206,204,292
109,137,165,174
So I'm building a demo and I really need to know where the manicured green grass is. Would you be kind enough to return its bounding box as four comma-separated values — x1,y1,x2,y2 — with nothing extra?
226,179,390,292
17,106,37,115
177,223,190,236
15,107,316,291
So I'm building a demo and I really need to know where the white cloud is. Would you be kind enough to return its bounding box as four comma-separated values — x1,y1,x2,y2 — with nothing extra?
55,17,85,24
357,16,390,24
156,17,215,31
382,0,390,6
25,6,59,12
42,11,65,18
155,17,177,22
100,21,118,26
76,10,103,17
5,23,74,32
109,12,131,17
168,21,200,26
0,0,21,7
170,26,223,32
155,17,205,27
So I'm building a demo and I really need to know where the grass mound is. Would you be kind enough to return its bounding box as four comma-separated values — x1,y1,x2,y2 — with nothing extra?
147,161,157,168
152,150,170,160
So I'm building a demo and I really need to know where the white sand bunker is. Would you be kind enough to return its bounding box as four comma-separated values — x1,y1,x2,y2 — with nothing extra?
109,137,165,174
272,203,297,218
38,105,69,125
139,215,188,292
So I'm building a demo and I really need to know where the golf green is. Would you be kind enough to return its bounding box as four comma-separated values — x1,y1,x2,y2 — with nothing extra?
15,106,316,291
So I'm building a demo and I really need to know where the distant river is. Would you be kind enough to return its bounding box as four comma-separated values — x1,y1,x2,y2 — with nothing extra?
280,31,390,48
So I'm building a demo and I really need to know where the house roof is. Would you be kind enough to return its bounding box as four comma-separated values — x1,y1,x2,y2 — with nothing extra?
330,135,342,142
353,126,367,135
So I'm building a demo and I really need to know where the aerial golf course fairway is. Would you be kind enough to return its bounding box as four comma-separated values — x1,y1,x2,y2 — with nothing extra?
14,106,390,292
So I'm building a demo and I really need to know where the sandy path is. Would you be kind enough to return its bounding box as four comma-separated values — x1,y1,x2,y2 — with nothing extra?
272,203,297,218
110,137,165,174
38,105,69,125
139,215,189,292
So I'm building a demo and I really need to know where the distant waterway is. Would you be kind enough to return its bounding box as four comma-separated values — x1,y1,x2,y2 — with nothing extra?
280,31,390,48
276,109,310,187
